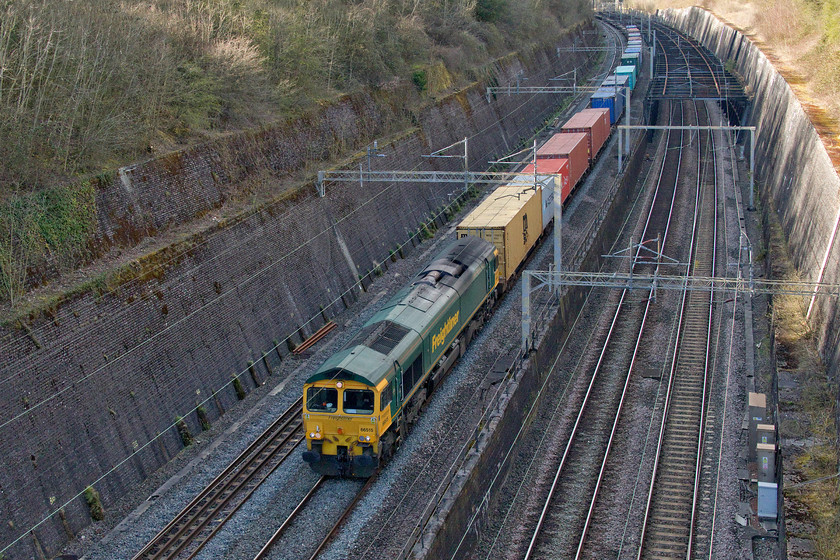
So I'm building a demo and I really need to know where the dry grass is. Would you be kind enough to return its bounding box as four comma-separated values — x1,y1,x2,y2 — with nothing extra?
765,217,839,560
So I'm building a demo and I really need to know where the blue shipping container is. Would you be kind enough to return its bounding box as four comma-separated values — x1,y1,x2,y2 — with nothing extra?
591,87,626,124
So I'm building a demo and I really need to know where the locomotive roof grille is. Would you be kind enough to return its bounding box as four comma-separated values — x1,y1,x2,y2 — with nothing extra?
345,320,410,355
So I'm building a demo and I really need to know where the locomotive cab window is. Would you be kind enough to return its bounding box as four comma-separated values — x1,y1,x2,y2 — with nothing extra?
344,389,375,414
307,387,338,412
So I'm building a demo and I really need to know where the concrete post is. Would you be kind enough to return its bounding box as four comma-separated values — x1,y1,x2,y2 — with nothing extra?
650,46,654,77
626,86,632,154
464,137,469,193
618,127,623,170
317,171,325,197
554,173,562,278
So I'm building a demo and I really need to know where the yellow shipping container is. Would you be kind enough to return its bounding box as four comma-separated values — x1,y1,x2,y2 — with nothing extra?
456,185,542,286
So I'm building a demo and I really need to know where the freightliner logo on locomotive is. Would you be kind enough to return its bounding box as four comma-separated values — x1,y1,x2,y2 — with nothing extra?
432,311,459,352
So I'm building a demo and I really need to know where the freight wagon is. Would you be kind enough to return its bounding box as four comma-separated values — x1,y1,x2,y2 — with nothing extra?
615,65,637,89
602,74,630,89
591,88,625,125
519,158,571,230
621,52,640,69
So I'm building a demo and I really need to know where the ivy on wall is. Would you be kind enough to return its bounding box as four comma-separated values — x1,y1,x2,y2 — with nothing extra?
0,182,97,305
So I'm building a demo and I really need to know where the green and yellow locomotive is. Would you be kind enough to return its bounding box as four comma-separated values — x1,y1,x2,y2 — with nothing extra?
302,237,499,477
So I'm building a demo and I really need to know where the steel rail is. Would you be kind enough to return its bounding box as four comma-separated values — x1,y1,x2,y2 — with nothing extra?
524,99,686,560
131,398,305,560
307,474,378,560
636,98,717,560
573,99,689,559
253,477,325,560
688,100,718,560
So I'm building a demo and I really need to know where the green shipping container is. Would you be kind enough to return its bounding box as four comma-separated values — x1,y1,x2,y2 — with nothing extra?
615,65,637,89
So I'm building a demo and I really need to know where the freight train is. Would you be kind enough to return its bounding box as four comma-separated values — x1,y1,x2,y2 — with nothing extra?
302,23,643,477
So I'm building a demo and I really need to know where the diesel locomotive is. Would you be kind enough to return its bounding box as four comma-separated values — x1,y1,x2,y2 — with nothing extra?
302,236,499,477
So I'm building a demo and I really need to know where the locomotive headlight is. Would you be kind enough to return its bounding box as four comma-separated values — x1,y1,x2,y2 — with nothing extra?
365,436,371,441
309,432,315,438
336,381,343,388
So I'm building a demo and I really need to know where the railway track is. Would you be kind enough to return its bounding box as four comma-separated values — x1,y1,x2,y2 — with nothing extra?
254,474,374,560
464,15,745,560
131,398,305,560
637,32,722,560
523,97,692,559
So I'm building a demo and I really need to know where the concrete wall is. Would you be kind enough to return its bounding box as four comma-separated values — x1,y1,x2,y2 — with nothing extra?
657,8,840,393
0,27,599,558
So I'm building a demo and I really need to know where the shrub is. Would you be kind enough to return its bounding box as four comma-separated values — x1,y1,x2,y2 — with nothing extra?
412,68,428,92
175,416,194,447
232,376,246,400
197,406,211,431
84,486,104,521
475,0,508,23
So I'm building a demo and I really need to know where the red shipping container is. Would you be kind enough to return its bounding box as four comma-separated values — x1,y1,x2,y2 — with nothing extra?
520,157,571,230
560,108,611,164
536,132,588,189
521,157,571,206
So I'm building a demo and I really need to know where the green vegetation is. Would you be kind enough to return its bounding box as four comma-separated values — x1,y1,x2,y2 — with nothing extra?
196,405,211,431
0,0,590,194
232,375,247,400
0,182,97,305
83,486,104,521
175,415,194,447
